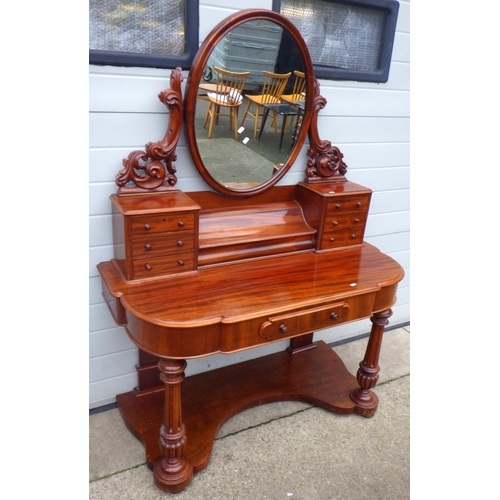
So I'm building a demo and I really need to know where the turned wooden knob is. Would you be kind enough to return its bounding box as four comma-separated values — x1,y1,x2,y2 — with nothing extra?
279,324,288,334
335,204,341,209
330,237,335,242
354,219,360,223
330,312,338,320
178,220,185,227
351,234,356,239
144,223,151,230
145,264,152,271
145,244,152,251
332,221,338,226
177,240,184,247
356,202,361,207
178,260,184,266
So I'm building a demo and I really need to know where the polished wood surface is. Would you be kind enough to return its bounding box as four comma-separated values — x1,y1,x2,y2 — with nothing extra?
98,180,404,493
98,242,402,359
97,9,405,493
198,201,315,265
98,187,403,493
117,340,378,475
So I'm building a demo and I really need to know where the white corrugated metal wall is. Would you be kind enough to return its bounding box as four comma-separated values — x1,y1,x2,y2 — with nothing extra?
89,0,410,409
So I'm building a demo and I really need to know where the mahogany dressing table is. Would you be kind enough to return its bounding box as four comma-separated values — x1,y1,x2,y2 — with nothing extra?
97,9,404,494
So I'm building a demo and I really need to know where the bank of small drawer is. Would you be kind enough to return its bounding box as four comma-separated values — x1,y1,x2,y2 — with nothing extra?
326,196,370,214
259,302,349,341
132,252,195,278
324,213,367,230
131,231,195,258
321,229,364,249
131,213,195,236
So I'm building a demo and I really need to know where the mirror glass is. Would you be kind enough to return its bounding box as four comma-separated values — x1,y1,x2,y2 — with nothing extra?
192,19,305,191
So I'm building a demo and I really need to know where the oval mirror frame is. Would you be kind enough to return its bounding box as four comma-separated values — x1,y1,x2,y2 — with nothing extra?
184,9,314,198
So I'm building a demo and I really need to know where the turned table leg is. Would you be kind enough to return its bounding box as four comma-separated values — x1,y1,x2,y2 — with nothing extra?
350,309,392,416
153,358,193,493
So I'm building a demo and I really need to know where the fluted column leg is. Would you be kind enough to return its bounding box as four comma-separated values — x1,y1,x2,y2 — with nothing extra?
153,358,193,493
350,309,392,417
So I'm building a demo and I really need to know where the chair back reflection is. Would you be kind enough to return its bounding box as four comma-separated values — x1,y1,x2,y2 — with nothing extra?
240,70,291,138
203,66,251,140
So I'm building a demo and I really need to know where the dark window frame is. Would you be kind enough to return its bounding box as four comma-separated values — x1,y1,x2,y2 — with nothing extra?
272,0,399,83
89,0,199,69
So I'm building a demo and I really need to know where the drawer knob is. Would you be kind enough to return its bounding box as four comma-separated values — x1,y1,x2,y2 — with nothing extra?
279,324,288,334
177,240,184,247
356,202,362,208
144,223,151,231
145,264,152,271
351,234,356,239
178,220,185,228
145,244,152,251
332,220,338,226
335,204,341,209
354,218,360,223
330,312,338,320
330,237,335,242
178,259,184,266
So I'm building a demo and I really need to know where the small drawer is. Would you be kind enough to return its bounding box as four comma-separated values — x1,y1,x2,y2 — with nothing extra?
326,196,370,214
324,213,367,230
131,213,195,236
131,231,195,258
259,302,349,341
132,252,195,279
321,229,364,249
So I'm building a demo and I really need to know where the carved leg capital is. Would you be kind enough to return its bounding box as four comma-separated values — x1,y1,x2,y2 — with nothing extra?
153,358,193,493
350,309,392,417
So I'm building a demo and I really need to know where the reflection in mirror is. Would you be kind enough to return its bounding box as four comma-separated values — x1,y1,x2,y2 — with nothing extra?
194,19,305,189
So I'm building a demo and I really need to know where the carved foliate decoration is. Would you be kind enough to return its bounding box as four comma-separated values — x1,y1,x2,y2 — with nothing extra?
305,79,348,183
116,68,184,194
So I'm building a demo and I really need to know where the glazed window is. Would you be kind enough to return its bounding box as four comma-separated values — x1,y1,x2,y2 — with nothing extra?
273,0,399,82
89,0,199,68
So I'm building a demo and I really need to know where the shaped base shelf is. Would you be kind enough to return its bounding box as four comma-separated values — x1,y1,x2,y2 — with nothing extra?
116,340,377,475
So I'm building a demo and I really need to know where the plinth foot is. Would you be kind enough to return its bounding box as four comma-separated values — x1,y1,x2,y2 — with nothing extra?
349,387,379,418
153,455,193,493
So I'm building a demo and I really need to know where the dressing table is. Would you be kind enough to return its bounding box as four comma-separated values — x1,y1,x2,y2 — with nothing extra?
97,9,404,493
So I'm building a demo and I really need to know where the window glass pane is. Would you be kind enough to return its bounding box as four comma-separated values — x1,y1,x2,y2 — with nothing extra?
89,0,185,57
280,0,385,72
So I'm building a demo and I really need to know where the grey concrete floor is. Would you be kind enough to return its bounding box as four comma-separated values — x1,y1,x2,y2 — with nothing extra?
89,325,410,499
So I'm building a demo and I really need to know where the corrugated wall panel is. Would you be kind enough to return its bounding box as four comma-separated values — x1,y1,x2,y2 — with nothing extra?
89,1,410,409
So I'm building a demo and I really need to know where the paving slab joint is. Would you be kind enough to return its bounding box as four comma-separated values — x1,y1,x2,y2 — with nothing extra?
90,462,147,483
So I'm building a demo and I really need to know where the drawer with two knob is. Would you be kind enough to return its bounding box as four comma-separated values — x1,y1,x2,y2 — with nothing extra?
259,302,349,341
326,195,369,214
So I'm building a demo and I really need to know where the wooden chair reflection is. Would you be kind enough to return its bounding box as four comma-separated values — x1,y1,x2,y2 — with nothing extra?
203,66,251,140
239,70,291,139
280,70,306,134
280,70,306,105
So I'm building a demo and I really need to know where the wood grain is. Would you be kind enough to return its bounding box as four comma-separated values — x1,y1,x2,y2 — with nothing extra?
117,340,371,474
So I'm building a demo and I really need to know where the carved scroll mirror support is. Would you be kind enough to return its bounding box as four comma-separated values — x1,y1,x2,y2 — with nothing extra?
305,78,348,183
115,68,184,195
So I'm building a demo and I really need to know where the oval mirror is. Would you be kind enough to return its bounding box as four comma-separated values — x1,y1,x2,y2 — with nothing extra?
184,9,314,197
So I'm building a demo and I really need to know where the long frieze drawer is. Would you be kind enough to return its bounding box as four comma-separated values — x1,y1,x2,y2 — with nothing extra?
324,213,367,230
130,213,196,235
132,231,195,258
132,252,195,278
321,229,364,249
326,196,370,214
259,302,349,341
